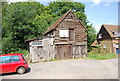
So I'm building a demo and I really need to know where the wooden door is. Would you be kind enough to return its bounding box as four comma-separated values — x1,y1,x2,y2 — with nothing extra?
56,45,72,59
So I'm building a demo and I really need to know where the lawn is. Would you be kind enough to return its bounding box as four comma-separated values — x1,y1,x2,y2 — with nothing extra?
86,53,118,60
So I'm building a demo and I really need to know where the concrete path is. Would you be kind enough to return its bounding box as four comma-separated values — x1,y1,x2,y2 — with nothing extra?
1,58,118,79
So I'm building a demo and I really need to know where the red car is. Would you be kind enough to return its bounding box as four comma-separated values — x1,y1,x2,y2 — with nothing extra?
0,53,28,74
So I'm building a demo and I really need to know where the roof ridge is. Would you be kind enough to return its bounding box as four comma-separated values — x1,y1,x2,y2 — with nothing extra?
103,24,120,26
44,9,87,35
44,9,72,35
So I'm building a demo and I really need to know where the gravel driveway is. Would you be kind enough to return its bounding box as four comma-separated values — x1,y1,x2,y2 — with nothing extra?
1,58,118,79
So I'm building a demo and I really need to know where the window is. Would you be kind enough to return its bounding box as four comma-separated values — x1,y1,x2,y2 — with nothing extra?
103,44,107,48
31,41,43,46
112,31,115,35
112,31,118,35
59,30,69,37
116,44,119,48
10,56,20,62
99,34,102,38
113,44,119,48
0,56,11,64
112,31,120,37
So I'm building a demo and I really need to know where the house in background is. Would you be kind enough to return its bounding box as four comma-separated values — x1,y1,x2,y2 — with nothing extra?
92,25,120,54
26,10,87,62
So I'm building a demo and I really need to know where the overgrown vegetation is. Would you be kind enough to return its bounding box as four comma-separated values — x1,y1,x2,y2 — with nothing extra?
49,58,58,61
9,50,29,57
43,58,58,62
86,44,118,60
1,50,29,56
86,53,118,60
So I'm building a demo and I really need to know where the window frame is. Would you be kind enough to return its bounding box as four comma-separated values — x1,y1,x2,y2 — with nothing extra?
0,56,11,64
103,44,107,48
59,30,69,37
98,34,102,38
10,55,20,63
31,41,43,46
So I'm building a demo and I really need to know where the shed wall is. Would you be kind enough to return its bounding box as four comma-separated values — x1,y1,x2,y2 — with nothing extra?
29,38,55,62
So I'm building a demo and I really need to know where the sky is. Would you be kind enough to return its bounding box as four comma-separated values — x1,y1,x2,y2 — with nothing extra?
82,2,118,32
6,0,119,33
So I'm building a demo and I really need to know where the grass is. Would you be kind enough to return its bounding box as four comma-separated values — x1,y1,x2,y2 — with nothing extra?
86,53,118,60
49,58,58,61
36,53,118,63
43,58,58,62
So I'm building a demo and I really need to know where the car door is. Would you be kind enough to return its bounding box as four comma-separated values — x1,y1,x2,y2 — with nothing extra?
9,55,21,72
0,56,11,73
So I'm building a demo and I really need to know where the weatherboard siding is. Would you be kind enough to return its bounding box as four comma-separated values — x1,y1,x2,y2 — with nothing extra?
28,10,87,62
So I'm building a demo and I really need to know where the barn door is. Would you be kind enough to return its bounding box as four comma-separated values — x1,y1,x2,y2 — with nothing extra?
56,45,72,59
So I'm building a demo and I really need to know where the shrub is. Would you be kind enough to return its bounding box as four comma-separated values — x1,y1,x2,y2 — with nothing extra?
9,50,29,57
10,50,30,62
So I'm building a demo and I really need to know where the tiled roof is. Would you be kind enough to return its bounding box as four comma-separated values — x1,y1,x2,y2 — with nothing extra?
91,40,98,46
102,24,120,37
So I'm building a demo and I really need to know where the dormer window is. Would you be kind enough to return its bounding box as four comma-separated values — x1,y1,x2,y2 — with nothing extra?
112,31,120,37
112,31,115,35
112,31,118,35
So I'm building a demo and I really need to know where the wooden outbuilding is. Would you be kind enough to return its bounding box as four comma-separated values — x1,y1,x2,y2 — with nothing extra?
26,10,87,62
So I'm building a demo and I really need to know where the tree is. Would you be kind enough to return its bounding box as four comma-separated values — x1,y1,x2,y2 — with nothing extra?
48,2,88,25
2,2,44,53
86,24,97,51
2,1,96,53
48,2,96,51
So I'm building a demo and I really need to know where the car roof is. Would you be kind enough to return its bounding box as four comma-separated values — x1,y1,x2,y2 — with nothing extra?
0,53,23,57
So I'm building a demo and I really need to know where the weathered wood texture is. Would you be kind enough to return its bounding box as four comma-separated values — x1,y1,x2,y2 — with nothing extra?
55,45,72,59
29,10,87,62
53,11,87,43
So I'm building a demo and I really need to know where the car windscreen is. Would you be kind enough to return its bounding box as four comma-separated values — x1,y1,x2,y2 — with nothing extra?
0,56,11,64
